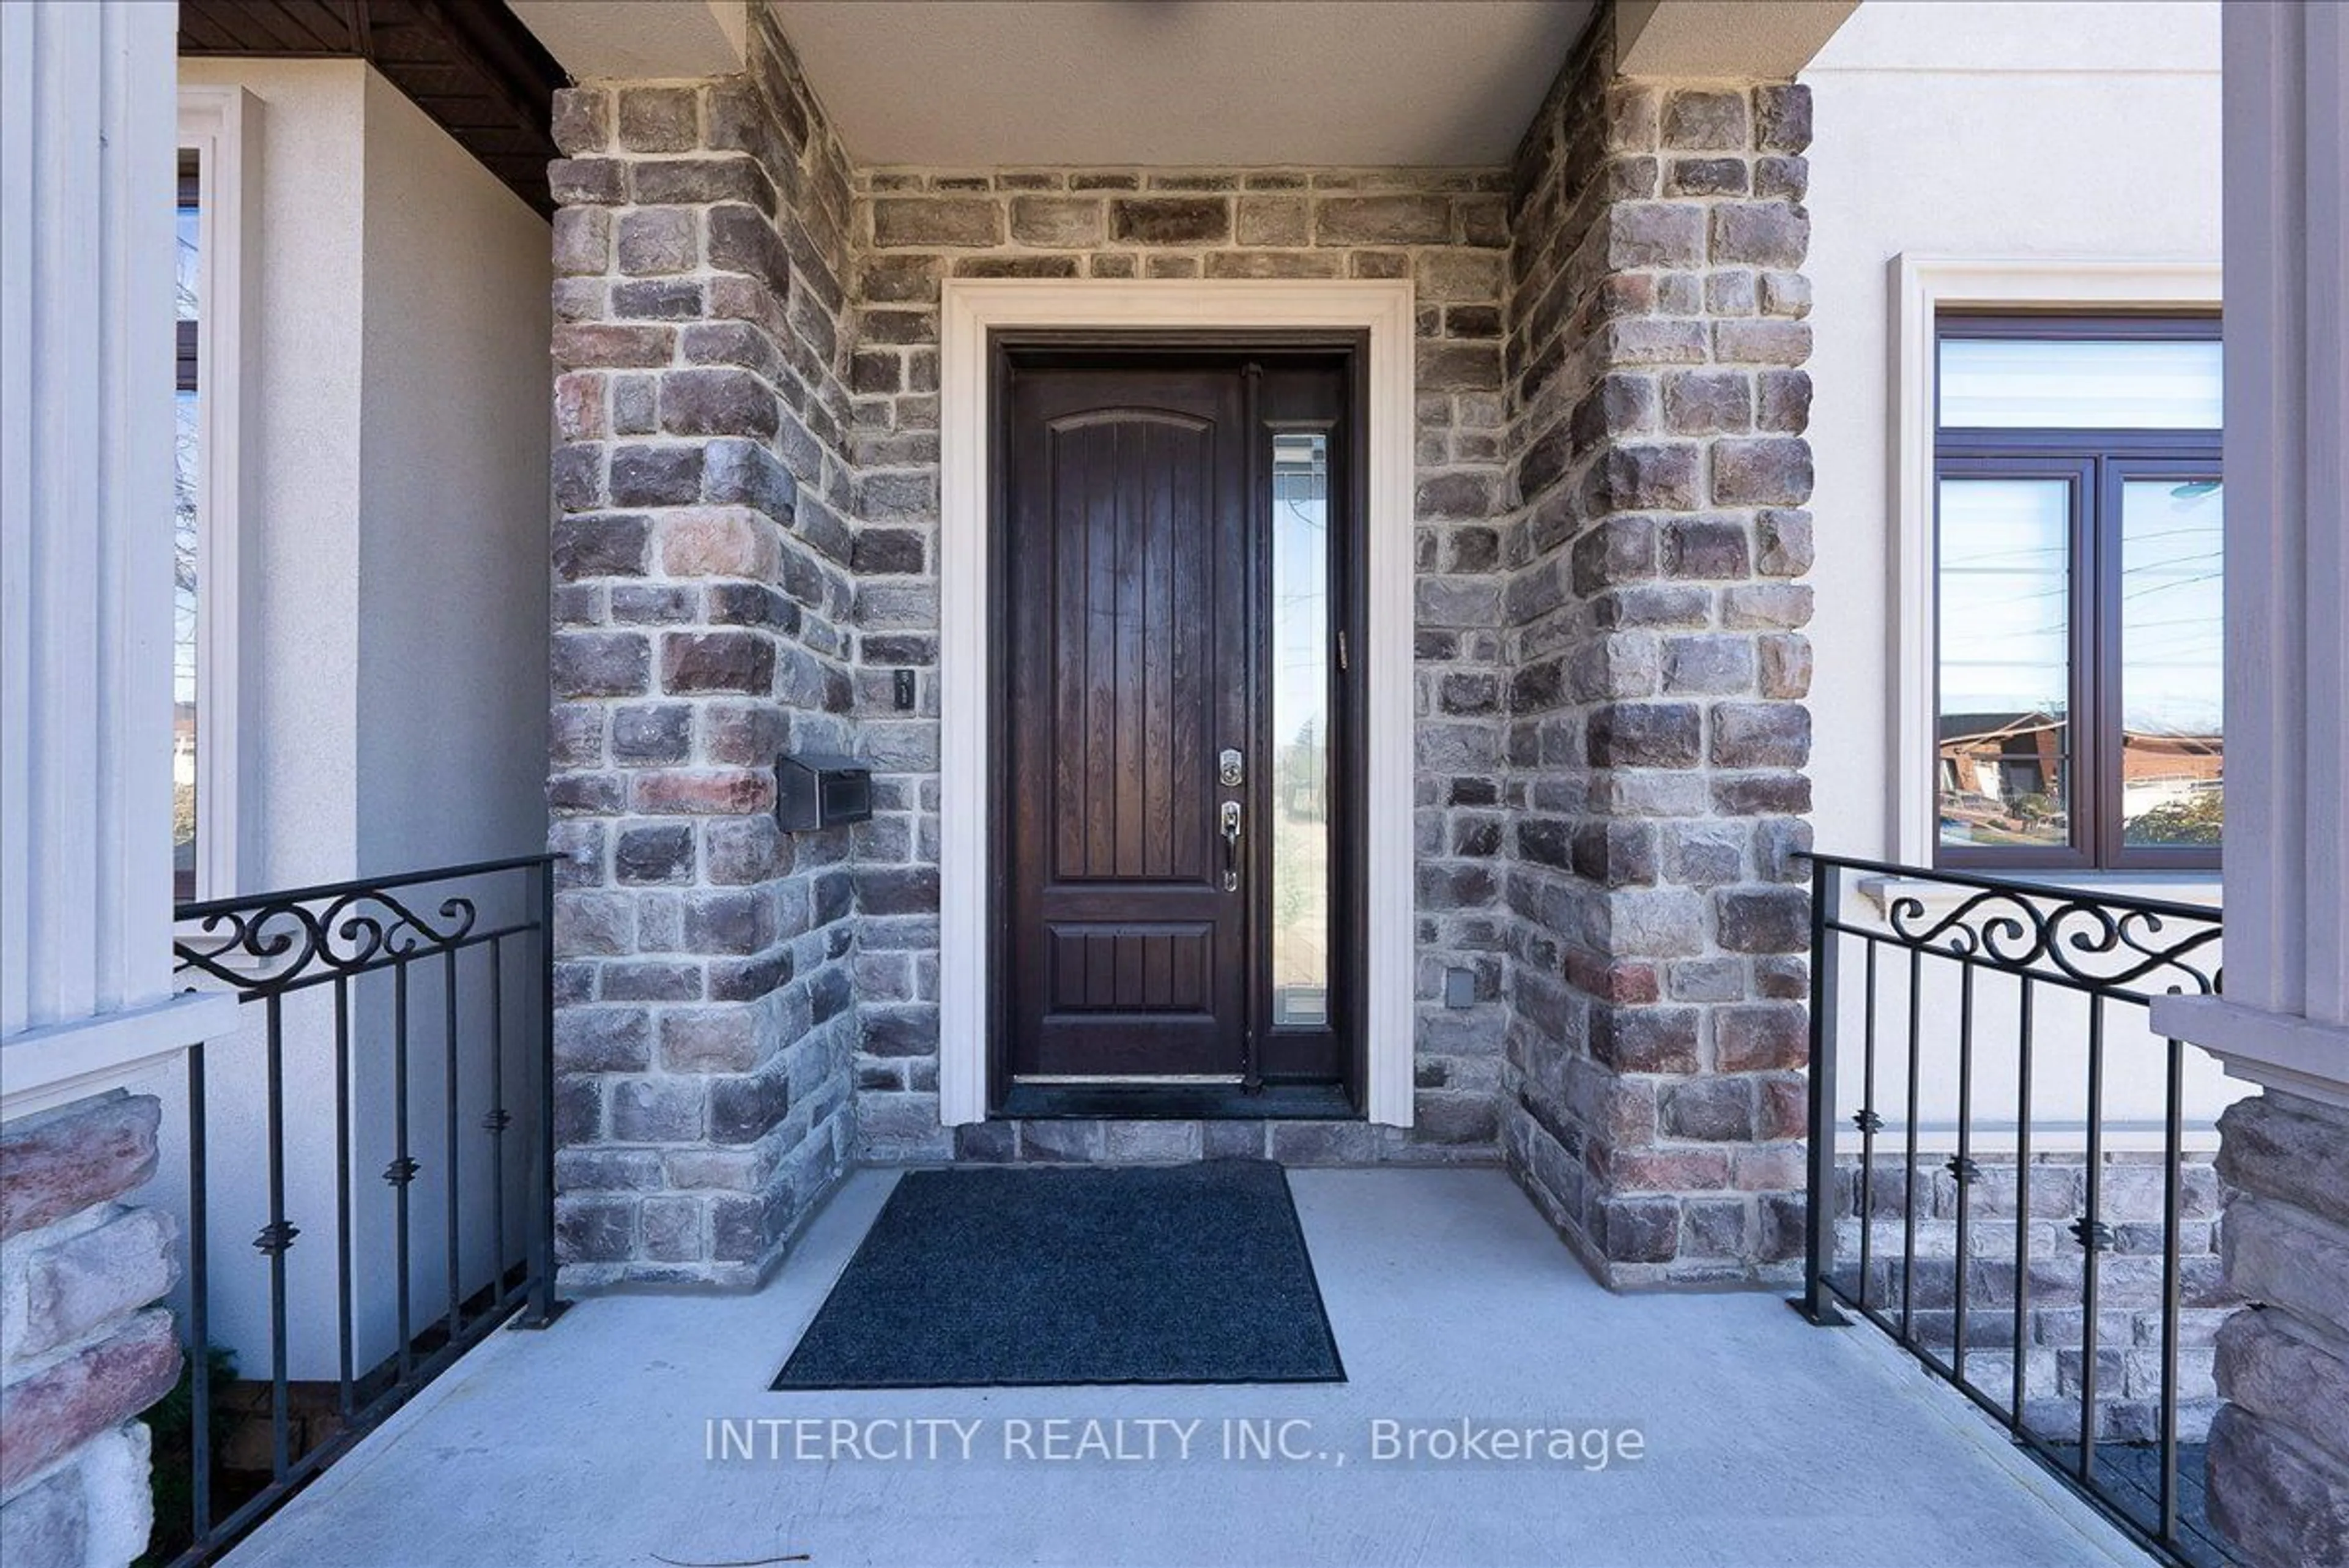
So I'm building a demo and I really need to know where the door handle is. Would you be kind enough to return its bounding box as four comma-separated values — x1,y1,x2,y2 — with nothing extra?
1219,800,1242,891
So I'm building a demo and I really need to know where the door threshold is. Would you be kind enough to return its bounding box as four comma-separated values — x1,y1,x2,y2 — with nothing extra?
996,1082,1359,1122
1014,1073,1245,1087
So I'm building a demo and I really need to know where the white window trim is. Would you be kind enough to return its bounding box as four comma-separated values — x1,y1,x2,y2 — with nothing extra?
935,278,1418,1127
176,86,257,901
1888,255,2223,867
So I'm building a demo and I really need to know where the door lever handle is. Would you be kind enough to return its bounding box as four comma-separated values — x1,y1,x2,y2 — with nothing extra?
1219,800,1242,891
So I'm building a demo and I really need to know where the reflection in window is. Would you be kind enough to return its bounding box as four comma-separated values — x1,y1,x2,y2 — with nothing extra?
1269,432,1330,1027
1933,314,2222,867
1937,478,2073,850
2120,480,2224,847
175,150,201,902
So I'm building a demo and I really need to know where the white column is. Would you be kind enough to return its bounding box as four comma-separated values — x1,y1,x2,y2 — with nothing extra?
1,1,238,1113
2152,1,2349,1109
2112,18,2349,1566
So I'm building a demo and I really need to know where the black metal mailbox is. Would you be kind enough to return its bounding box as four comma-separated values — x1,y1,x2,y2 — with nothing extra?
774,751,872,831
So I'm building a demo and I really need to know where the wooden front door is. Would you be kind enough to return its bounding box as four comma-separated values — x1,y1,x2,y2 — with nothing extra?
1000,351,1353,1091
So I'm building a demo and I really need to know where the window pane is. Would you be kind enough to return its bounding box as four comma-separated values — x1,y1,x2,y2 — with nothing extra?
175,187,200,322
175,153,200,903
2120,478,2224,848
1939,478,2073,850
1269,432,1330,1028
1940,336,2222,429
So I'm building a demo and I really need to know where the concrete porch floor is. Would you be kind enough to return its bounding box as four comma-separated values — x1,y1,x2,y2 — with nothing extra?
223,1168,2147,1568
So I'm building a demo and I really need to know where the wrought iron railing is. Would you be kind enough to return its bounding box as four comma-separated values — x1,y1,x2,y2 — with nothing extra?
1795,853,2232,1568
158,855,564,1566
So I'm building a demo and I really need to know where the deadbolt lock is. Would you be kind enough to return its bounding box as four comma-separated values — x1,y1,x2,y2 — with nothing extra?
1219,748,1244,788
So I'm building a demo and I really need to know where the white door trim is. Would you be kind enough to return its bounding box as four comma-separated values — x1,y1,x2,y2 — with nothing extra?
934,278,1417,1127
1887,255,2222,866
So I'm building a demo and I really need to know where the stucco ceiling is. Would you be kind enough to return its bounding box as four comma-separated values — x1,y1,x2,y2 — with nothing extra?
771,1,1601,168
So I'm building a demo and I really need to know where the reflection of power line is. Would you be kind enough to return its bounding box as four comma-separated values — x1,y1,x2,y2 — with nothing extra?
2121,570,2221,603
1946,529,2219,570
1943,546,2066,565
1949,604,2219,642
1944,527,2219,570
1942,585,2221,640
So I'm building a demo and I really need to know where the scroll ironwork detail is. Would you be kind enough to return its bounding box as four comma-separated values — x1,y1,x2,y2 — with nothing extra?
174,889,478,993
1882,886,2221,1001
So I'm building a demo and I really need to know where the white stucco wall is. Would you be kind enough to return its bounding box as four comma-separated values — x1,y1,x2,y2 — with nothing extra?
176,59,369,893
346,66,553,1377
1800,1,2236,1142
1802,0,2223,861
155,60,551,1378
355,65,552,875
172,60,552,888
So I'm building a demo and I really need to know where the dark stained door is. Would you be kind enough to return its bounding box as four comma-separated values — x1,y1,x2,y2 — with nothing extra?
1004,364,1250,1079
1001,352,1356,1094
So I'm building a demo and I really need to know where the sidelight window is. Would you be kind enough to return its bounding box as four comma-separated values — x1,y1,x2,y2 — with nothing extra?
174,89,249,904
1269,431,1332,1027
174,150,202,901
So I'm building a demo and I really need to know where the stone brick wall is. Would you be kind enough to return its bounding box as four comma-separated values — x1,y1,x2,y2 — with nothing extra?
841,167,1519,1163
1838,1151,2234,1443
1498,15,1818,1286
2205,1092,2349,1567
0,1092,183,1568
544,4,864,1287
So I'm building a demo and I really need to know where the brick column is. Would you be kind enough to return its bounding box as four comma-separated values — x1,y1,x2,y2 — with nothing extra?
543,7,864,1287
1501,19,1816,1285
0,1093,184,1568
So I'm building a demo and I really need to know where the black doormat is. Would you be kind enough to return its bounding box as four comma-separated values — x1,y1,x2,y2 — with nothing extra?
771,1160,1345,1389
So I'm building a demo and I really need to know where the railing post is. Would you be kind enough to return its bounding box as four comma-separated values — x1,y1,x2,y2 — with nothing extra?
1794,853,1849,1325
516,858,569,1328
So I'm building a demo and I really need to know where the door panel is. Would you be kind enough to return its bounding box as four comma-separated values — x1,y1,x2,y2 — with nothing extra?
1046,924,1214,1013
1007,368,1249,1079
1047,411,1212,885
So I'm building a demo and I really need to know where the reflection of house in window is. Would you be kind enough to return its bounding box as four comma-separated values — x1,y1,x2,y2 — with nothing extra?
2121,728,2224,845
1937,710,2067,845
2122,731,2223,793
